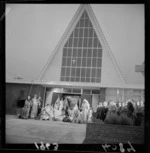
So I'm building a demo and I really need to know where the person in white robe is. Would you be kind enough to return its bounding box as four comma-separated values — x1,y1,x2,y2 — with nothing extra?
87,107,93,123
30,94,38,119
40,104,54,120
20,96,31,119
53,98,64,121
80,99,90,123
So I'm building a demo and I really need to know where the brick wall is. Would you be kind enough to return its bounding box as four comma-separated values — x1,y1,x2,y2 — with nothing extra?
105,88,144,102
83,123,144,144
6,83,45,114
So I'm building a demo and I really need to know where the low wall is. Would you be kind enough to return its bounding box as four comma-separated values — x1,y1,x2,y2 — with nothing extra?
83,123,144,144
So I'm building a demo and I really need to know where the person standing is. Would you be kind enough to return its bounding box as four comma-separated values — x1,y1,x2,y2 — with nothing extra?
37,96,42,119
30,94,38,119
20,96,31,119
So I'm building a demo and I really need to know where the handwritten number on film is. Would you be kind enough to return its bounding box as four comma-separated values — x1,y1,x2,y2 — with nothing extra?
102,141,136,152
34,142,58,150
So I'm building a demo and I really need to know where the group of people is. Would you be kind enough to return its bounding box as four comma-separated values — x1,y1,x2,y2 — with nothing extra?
18,95,144,126
95,99,145,126
40,97,93,124
18,95,93,124
18,94,42,119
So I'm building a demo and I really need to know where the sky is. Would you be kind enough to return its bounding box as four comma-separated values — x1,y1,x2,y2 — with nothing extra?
6,4,144,85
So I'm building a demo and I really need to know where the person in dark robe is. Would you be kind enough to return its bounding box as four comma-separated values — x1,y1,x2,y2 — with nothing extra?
16,99,25,118
20,96,31,119
36,96,42,119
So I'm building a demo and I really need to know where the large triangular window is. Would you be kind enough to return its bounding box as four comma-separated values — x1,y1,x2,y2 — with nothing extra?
60,10,102,83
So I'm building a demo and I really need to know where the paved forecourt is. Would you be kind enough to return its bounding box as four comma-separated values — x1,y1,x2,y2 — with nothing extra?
5,115,86,144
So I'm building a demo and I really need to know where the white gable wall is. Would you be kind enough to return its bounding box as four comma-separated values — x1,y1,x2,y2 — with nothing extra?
40,5,125,87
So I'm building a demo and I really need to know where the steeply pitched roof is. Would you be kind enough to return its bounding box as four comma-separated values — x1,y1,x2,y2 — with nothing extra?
6,4,144,89
38,4,126,87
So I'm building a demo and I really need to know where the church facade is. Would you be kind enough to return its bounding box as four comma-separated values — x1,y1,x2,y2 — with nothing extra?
6,4,144,114
37,4,144,112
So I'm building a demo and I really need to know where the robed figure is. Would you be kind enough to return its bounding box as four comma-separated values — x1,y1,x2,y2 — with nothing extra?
20,96,31,119
30,94,38,119
37,96,42,118
40,104,54,120
80,99,90,123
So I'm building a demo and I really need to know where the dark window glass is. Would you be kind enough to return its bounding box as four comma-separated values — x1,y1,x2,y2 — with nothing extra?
63,48,67,57
87,49,92,57
79,28,83,37
93,38,97,48
75,77,80,82
63,88,72,93
84,28,88,37
84,11,88,18
97,68,101,78
86,68,91,77
68,48,72,57
84,19,89,27
96,78,101,83
73,88,81,93
76,68,80,77
61,67,66,76
82,58,86,67
78,38,83,47
93,30,97,38
83,49,87,57
71,68,76,76
81,12,84,19
65,77,70,81
74,29,79,37
89,28,93,37
64,40,68,47
77,49,82,57
81,68,86,77
71,77,75,82
67,58,71,66
83,38,88,48
66,67,70,76
68,38,73,47
72,58,76,67
80,19,84,27
91,78,96,82
81,77,86,82
97,49,102,57
70,31,74,37
61,76,65,81
62,58,66,66
92,58,97,67
93,49,97,57
76,21,80,28
97,58,102,67
92,90,100,94
77,58,81,67
87,58,91,67
73,49,77,57
83,89,91,94
73,38,78,47
97,40,102,48
92,68,96,77
88,20,92,27
86,78,90,82
88,38,93,47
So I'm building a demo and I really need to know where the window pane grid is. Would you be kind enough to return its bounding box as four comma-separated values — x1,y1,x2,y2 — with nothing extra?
60,10,102,83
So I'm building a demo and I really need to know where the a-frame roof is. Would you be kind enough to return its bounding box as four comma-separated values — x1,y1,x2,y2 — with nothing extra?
38,4,126,87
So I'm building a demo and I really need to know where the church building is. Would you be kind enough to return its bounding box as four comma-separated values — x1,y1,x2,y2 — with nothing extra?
37,4,144,112
6,4,144,114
